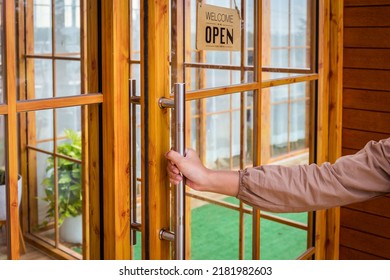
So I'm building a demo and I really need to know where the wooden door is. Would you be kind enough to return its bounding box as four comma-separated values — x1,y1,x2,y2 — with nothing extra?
129,0,322,260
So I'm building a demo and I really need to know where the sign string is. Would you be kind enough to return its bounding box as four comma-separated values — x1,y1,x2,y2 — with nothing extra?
233,0,242,21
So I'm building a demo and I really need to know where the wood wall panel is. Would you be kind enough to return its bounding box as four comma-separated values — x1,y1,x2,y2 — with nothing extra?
344,6,390,27
343,69,390,91
343,89,390,112
343,109,390,133
345,197,390,218
343,49,390,70
345,0,390,6
341,208,390,238
344,28,390,48
342,129,390,150
339,246,386,260
341,2,390,260
340,227,390,259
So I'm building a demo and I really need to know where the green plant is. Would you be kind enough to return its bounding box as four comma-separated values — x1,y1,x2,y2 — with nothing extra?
0,169,5,185
41,129,82,226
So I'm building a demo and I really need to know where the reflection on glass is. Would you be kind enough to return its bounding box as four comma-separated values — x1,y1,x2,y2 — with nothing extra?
271,103,289,157
56,107,81,140
189,93,248,171
268,82,310,160
187,0,256,91
28,0,81,100
31,59,54,99
0,115,7,259
57,157,82,254
206,95,230,113
0,116,4,167
245,92,253,167
263,0,312,74
206,113,232,169
33,0,53,54
55,0,80,54
35,109,54,152
28,106,83,258
130,65,141,96
191,203,240,260
131,0,141,60
260,212,308,260
31,151,55,246
56,60,81,97
0,9,3,104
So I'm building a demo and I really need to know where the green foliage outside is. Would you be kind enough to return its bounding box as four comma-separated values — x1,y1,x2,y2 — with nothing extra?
0,169,5,185
41,129,82,227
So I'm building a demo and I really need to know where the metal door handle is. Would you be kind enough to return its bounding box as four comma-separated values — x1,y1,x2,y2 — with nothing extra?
159,83,186,260
129,79,140,246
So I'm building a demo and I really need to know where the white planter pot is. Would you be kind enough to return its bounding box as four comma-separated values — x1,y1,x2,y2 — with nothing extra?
0,176,22,221
60,215,82,244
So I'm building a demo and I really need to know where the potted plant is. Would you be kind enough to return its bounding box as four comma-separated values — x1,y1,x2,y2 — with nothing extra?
41,129,82,243
0,169,22,221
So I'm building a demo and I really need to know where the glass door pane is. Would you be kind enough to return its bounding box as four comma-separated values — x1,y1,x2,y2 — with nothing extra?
180,0,258,260
134,0,318,259
0,115,7,259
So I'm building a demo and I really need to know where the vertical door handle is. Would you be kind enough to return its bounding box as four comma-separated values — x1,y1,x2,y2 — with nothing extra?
159,83,186,260
129,79,140,246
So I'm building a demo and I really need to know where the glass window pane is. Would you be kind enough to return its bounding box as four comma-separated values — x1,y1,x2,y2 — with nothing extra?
57,157,82,255
33,0,53,54
0,115,6,259
56,107,81,141
263,0,312,72
291,0,308,47
190,203,240,260
130,64,141,96
290,48,307,68
270,49,289,68
55,0,80,54
56,60,81,97
232,110,240,168
30,150,55,246
28,107,84,258
245,92,253,167
260,212,308,259
267,82,311,160
206,112,231,169
187,0,257,91
35,109,54,152
290,100,307,152
270,0,289,48
0,7,3,104
31,59,54,99
271,102,289,157
270,84,289,102
206,95,230,113
0,116,4,167
290,81,306,99
131,0,141,60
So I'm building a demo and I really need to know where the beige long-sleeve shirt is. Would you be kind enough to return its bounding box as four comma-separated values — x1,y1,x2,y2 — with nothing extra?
237,138,390,213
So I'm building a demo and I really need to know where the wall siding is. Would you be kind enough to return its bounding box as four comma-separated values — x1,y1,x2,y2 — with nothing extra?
341,0,390,260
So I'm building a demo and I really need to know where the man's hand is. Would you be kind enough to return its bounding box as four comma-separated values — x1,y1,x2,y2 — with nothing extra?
165,148,211,191
165,148,240,196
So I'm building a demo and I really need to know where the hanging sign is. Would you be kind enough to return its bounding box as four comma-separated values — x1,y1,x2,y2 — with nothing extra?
196,3,241,51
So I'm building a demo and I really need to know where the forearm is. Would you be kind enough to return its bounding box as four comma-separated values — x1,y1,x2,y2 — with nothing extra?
205,169,240,197
237,138,390,213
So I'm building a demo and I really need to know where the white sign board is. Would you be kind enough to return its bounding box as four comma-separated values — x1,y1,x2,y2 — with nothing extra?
196,3,241,51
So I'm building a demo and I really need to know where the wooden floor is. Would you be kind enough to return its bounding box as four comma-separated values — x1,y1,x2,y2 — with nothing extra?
0,226,53,260
19,244,53,260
